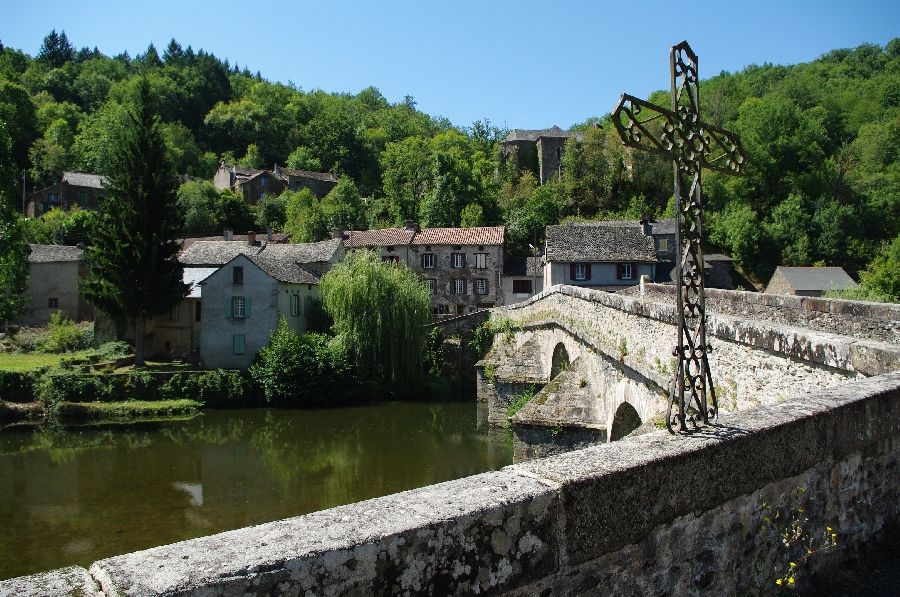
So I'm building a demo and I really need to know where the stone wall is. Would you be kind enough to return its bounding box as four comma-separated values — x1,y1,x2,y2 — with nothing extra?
477,285,895,438
634,283,900,344
7,372,900,596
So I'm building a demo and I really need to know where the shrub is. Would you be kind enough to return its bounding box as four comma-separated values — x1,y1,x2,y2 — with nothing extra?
35,312,93,353
251,317,356,406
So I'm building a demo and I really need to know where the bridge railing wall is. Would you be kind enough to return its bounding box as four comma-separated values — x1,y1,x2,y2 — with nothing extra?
8,373,900,596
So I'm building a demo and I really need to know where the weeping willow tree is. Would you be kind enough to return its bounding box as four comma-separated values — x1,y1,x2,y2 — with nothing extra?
320,250,432,389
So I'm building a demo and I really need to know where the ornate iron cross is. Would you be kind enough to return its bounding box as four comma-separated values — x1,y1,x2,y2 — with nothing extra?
611,41,744,433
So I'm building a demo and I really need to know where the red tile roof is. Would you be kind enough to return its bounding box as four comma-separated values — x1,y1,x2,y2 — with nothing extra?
342,228,415,248
413,227,505,246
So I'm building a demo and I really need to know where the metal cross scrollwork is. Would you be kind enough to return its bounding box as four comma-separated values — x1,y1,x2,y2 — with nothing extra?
611,41,745,434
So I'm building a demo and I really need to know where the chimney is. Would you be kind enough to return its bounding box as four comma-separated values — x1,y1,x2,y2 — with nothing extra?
332,226,344,239
405,220,418,231
273,164,279,176
247,231,256,246
223,228,233,242
639,212,651,236
267,227,273,242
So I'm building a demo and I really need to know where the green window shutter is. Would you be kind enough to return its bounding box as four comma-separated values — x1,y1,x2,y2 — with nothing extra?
233,334,245,355
245,297,251,317
226,297,232,318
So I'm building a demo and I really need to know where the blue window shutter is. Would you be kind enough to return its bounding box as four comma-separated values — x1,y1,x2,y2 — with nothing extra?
226,297,232,318
245,297,251,317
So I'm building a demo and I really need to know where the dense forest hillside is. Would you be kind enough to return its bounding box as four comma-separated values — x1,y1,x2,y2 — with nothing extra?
1,31,899,295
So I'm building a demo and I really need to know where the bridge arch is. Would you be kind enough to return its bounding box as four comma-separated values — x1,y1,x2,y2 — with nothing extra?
550,343,570,379
609,401,642,441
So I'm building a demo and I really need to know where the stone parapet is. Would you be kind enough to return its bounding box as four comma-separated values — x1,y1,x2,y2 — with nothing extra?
6,373,900,595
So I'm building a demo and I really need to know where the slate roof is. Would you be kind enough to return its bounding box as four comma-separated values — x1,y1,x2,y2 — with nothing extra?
274,166,339,183
775,267,858,291
544,224,658,262
183,268,217,298
178,241,264,266
179,240,339,284
504,256,544,277
180,234,292,251
222,164,263,178
259,239,343,263
581,218,676,235
27,244,83,263
502,126,585,143
62,172,106,189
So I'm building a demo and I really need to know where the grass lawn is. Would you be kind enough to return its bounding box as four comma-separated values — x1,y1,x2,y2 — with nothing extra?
0,351,94,372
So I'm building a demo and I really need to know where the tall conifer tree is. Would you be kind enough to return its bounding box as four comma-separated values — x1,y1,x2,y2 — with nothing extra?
81,78,187,366
0,119,29,326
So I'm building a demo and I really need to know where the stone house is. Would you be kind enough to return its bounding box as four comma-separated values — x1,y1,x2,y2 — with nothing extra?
339,223,506,317
179,237,344,368
543,223,659,290
25,172,107,218
765,266,858,297
212,163,339,205
500,126,585,184
152,268,215,360
13,244,93,326
502,256,544,305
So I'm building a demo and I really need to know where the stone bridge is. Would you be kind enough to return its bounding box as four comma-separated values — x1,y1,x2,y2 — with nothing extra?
477,284,900,460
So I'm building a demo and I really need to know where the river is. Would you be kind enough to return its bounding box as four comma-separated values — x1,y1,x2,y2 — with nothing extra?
0,401,511,581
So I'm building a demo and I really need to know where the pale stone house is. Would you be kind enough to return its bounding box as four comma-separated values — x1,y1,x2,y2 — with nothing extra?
502,256,544,305
180,237,344,368
152,268,215,360
543,223,659,290
14,244,93,326
339,223,506,317
765,266,857,297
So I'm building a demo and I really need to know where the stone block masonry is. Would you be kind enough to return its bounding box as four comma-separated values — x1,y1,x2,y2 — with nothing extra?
6,372,900,595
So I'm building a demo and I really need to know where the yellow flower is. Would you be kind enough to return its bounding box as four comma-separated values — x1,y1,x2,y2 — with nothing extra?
776,579,783,586
790,562,797,568
789,577,795,585
807,549,812,555
832,533,837,541
798,509,804,514
827,526,832,531
764,517,771,523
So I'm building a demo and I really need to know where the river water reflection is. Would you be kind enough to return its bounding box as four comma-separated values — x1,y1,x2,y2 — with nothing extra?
0,401,511,581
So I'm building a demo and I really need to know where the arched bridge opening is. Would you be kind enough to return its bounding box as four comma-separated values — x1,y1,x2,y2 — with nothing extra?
610,402,642,442
550,343,570,380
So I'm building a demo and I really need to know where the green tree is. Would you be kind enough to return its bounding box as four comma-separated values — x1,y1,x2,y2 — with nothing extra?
80,78,187,365
284,188,327,243
0,119,29,325
322,177,364,231
859,236,900,300
320,250,431,391
286,146,322,171
250,316,354,406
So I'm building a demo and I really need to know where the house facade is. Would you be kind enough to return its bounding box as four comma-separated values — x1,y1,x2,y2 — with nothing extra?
340,223,506,317
543,223,659,290
25,172,107,218
765,266,857,297
180,238,344,367
500,126,585,184
212,163,339,205
502,256,544,305
14,244,93,326
152,268,214,360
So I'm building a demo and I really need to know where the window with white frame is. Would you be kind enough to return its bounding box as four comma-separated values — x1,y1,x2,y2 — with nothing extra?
452,253,466,268
575,264,587,280
453,279,466,294
166,306,179,321
48,193,59,203
426,279,436,294
475,279,487,295
474,253,487,269
232,297,246,318
658,239,668,251
621,263,633,280
423,253,435,269
291,294,300,316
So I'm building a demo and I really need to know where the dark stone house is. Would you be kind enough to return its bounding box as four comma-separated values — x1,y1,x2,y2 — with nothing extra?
213,163,338,205
500,126,585,184
764,266,857,297
25,172,107,218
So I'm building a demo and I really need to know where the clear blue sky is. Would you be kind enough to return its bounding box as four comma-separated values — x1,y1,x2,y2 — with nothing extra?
2,0,898,131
